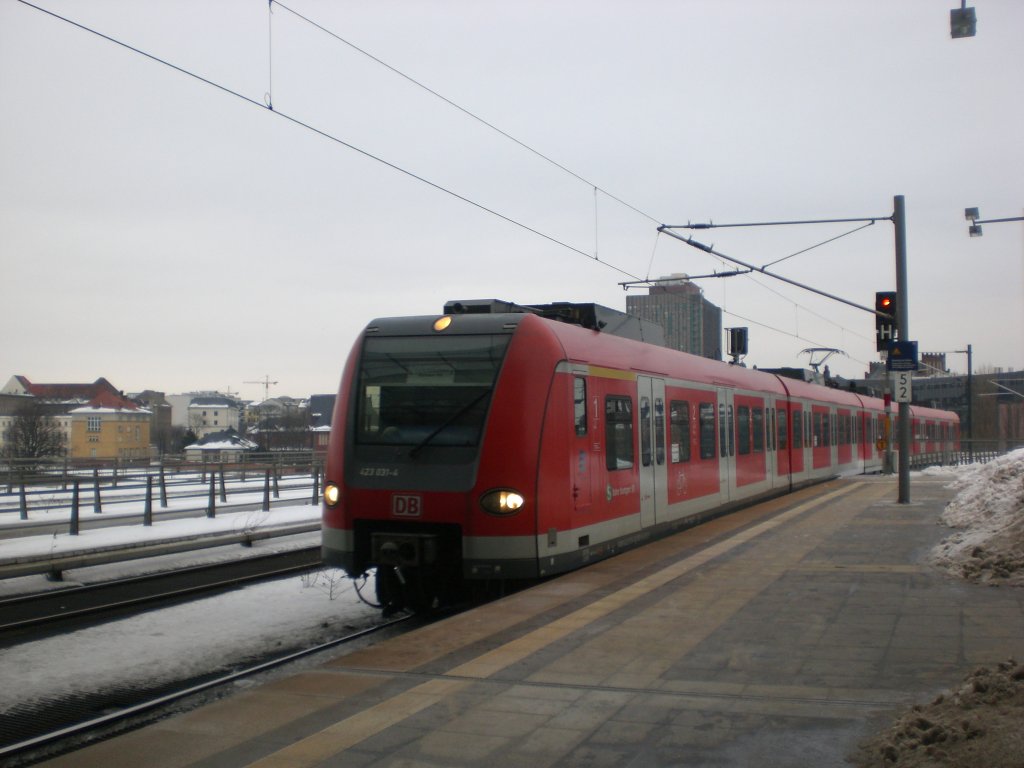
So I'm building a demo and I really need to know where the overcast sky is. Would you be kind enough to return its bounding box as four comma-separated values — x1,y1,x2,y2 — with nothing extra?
2,0,1021,402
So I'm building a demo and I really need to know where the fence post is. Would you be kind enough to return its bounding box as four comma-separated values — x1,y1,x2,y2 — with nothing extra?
62,458,68,490
206,472,216,518
143,475,154,526
70,480,80,536
219,463,227,503
19,478,28,520
159,462,168,508
311,463,320,505
112,457,119,488
273,462,280,499
92,469,102,514
262,469,271,512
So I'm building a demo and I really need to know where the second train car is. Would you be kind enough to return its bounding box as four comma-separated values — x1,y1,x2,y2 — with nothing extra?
322,300,958,612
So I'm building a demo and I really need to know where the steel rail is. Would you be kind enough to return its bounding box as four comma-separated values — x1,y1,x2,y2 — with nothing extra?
0,546,322,633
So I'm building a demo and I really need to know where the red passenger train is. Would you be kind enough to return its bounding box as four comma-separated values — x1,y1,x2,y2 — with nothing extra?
322,300,959,612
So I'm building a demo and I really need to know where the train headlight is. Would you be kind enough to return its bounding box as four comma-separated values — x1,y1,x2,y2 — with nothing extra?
323,482,341,507
479,488,525,516
433,316,453,332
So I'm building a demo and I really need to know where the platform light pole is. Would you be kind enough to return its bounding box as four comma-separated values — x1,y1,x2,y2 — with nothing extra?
963,207,1023,459
964,207,1024,237
954,345,973,461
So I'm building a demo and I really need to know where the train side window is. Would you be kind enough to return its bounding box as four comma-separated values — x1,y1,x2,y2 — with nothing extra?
805,412,811,446
670,400,691,463
778,408,788,450
813,412,822,447
737,405,751,455
573,378,587,436
752,407,764,453
640,396,652,467
791,408,802,449
655,398,665,465
768,408,775,451
719,404,726,458
728,405,735,456
604,396,634,471
699,402,716,459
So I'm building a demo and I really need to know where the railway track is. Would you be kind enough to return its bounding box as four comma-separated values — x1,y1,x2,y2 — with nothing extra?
0,545,323,637
0,613,413,766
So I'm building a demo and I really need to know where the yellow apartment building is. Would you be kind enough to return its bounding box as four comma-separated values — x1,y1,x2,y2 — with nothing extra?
70,404,151,459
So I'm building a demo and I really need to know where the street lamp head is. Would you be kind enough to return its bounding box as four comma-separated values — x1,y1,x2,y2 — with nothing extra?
950,6,977,38
964,207,979,222
968,224,983,237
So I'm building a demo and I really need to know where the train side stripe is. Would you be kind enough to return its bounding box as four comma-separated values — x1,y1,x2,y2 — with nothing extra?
585,365,638,381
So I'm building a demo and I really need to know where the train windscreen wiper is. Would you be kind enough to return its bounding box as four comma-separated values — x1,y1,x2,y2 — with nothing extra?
408,390,492,458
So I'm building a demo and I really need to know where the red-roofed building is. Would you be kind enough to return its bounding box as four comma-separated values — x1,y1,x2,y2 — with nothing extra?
1,375,150,459
2,375,123,404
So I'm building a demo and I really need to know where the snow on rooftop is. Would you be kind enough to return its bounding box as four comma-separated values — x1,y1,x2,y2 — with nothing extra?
69,406,152,415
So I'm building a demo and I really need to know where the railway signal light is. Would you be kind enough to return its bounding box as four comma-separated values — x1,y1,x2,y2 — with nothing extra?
875,291,898,351
727,327,748,363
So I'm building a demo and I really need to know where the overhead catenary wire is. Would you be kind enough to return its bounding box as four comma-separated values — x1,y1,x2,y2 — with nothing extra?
14,0,644,283
18,0,880,364
270,0,663,228
761,220,876,269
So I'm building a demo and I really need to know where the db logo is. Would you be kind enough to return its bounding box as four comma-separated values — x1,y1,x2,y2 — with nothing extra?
392,494,422,517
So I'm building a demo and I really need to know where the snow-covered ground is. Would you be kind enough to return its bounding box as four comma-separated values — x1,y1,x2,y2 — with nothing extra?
0,500,379,716
0,569,380,713
1,453,1021,720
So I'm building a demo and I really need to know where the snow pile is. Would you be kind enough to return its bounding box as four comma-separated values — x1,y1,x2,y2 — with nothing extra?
856,660,1024,767
931,448,1024,585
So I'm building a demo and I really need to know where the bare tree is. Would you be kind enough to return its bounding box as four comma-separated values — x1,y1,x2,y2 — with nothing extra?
2,400,66,461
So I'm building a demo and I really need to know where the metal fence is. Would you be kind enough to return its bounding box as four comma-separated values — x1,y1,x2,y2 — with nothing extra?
2,452,320,494
908,439,1023,470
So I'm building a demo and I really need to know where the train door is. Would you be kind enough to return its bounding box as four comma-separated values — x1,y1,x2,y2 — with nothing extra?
717,388,735,501
637,376,666,528
777,402,791,478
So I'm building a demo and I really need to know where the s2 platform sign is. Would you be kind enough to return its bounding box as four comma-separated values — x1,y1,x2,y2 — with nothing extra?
894,371,912,403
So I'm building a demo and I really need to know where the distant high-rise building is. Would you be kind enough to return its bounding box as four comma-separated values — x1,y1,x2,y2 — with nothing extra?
626,275,723,360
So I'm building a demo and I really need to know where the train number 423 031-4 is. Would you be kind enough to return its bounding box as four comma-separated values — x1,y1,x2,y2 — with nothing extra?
359,467,400,478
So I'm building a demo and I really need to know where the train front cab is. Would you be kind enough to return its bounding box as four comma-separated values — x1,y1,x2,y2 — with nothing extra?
322,310,567,611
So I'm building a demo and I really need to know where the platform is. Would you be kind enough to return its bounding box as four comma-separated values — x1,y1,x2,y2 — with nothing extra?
37,476,1024,767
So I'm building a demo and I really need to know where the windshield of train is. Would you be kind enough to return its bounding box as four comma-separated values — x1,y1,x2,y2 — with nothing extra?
355,334,512,449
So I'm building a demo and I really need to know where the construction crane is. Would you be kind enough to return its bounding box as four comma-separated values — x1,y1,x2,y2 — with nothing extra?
245,375,278,403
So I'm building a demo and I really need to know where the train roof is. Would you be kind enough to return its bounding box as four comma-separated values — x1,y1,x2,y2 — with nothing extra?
364,302,958,423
